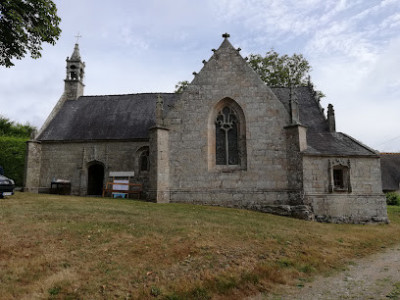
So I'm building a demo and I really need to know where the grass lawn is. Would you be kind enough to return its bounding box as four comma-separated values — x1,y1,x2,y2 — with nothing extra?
1,192,400,299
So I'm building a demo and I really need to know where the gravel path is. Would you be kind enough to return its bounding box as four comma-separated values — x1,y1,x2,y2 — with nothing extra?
251,245,400,300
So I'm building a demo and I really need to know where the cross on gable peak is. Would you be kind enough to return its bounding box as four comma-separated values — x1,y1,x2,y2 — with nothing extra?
75,33,82,43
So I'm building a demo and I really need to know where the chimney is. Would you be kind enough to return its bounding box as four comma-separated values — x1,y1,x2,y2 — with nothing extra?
327,104,336,132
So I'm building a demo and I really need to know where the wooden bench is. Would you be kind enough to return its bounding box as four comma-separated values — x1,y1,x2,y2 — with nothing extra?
102,182,143,199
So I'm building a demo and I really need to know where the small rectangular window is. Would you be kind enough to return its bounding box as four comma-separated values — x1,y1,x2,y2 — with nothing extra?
333,169,344,189
329,160,351,193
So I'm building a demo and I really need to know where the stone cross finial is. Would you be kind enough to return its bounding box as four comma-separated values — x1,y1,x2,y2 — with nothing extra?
75,33,82,43
222,33,230,39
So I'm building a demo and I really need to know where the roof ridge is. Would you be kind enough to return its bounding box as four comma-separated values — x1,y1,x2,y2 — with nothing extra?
80,92,176,98
270,85,309,89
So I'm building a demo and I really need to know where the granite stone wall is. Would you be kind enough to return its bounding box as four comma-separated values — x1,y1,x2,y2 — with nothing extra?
28,141,149,195
24,141,42,193
303,155,388,223
149,127,170,203
164,39,292,207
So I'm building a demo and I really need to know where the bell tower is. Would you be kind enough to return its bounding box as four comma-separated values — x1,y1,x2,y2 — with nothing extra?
64,43,85,100
35,42,86,139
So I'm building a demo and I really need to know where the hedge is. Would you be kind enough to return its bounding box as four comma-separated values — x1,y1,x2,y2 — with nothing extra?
0,136,28,186
386,192,400,206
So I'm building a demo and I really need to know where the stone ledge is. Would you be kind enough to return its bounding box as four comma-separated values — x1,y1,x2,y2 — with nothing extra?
315,214,389,224
245,204,314,221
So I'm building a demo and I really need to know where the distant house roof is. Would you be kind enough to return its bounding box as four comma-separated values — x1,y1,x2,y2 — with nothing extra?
37,93,179,141
381,153,400,192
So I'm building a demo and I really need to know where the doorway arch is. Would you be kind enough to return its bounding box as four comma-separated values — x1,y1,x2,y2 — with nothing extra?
87,162,104,195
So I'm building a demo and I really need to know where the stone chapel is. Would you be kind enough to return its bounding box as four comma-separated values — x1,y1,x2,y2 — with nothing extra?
24,34,388,224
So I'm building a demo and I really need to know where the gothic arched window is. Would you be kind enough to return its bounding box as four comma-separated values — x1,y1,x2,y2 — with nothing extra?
208,98,246,171
215,107,239,165
140,150,149,172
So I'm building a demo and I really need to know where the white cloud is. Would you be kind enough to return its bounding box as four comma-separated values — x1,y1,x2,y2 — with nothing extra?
214,0,321,37
311,35,400,152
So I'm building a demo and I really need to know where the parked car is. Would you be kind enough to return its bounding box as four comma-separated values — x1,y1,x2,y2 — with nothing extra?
0,174,15,198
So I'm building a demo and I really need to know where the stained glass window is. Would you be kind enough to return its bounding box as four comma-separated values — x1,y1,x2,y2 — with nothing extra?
215,107,239,165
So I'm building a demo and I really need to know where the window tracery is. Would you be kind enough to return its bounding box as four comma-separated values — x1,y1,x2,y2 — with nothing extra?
215,106,239,165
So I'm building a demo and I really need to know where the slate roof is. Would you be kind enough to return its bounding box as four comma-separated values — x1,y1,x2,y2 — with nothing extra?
303,132,377,156
37,93,179,141
380,153,400,191
271,86,328,132
37,82,378,157
271,86,378,157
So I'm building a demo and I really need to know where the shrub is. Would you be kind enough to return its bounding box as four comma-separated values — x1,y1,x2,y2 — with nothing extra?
0,136,27,186
386,192,400,206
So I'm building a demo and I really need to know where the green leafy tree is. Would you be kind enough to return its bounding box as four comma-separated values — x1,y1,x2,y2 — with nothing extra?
0,116,35,138
174,80,189,94
248,50,311,87
0,0,61,67
0,116,36,186
249,50,325,98
0,136,27,186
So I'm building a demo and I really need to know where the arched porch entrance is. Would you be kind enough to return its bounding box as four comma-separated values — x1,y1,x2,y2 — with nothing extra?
87,162,104,196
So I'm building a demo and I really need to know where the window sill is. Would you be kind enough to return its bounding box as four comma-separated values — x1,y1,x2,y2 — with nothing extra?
212,164,245,173
333,187,349,193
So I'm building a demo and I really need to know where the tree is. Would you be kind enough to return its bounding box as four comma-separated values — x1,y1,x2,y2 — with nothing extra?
0,116,36,186
249,50,326,98
248,50,311,87
0,116,36,138
0,0,61,67
174,80,189,94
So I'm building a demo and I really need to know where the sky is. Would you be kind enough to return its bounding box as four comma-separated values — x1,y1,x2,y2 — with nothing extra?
0,0,399,152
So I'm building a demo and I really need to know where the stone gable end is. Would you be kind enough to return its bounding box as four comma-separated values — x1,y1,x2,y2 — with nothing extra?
163,37,291,207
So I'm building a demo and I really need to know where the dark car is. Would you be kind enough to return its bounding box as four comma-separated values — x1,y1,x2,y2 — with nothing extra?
0,175,15,198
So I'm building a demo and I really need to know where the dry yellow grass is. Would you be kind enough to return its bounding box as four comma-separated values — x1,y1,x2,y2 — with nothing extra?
0,192,399,299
